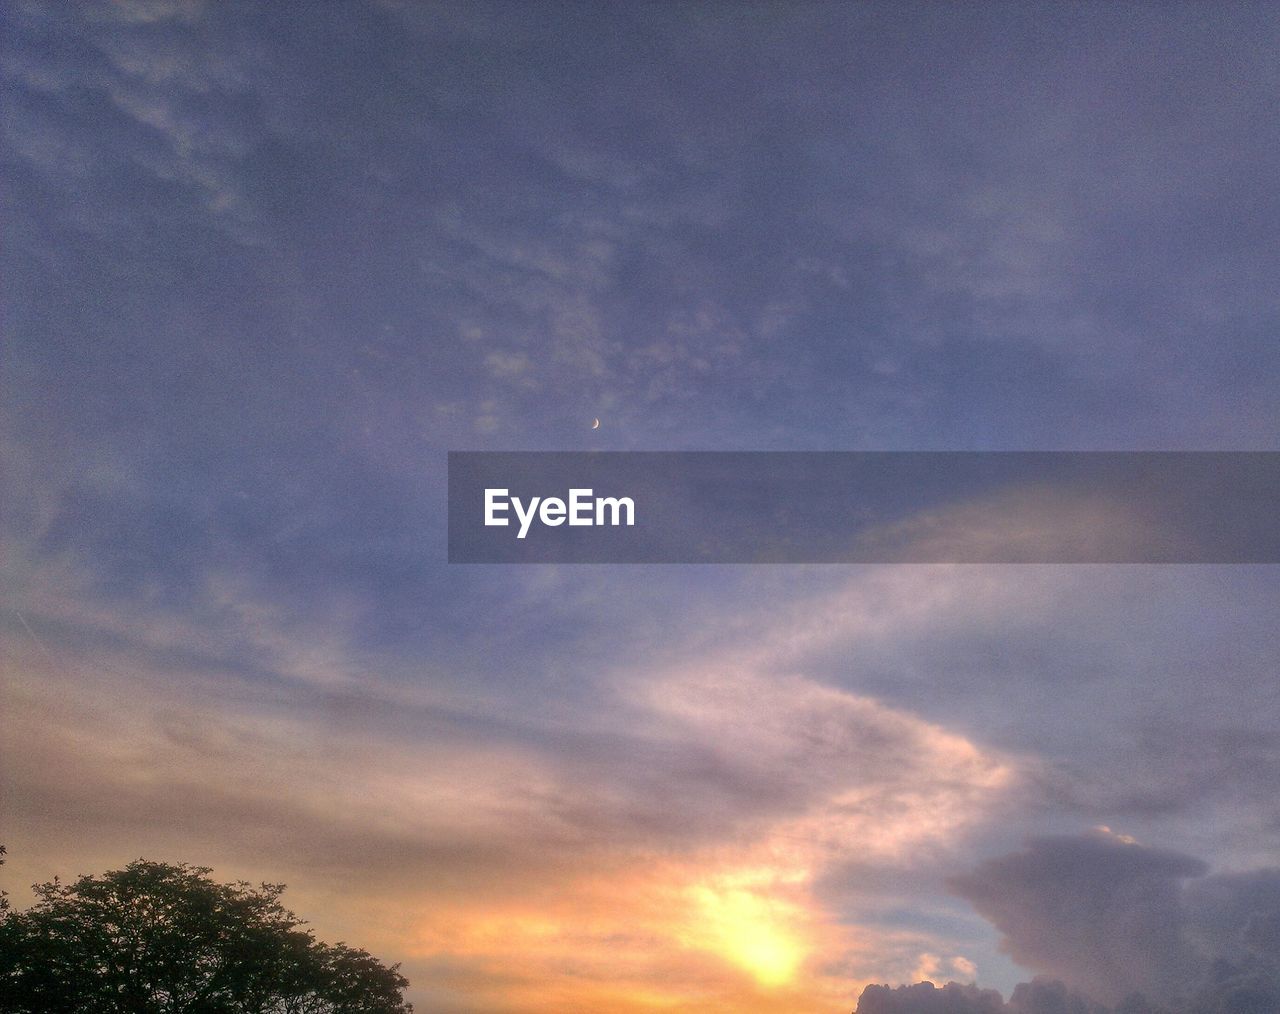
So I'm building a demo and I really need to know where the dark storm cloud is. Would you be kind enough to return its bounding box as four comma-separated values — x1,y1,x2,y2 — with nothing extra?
1185,869,1280,980
857,981,1008,1014
856,834,1280,1011
950,832,1207,1002
857,978,1109,1014
945,832,1280,1010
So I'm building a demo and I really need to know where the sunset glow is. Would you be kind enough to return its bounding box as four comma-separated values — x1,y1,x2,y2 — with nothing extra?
683,873,808,986
5,3,1279,1010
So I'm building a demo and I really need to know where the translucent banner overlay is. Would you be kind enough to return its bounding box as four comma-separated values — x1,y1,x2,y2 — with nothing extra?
447,452,1280,563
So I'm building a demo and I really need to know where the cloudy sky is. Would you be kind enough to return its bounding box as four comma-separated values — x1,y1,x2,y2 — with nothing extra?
2,2,1279,1010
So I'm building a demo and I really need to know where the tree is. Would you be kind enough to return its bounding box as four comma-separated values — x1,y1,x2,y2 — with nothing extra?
0,857,412,1013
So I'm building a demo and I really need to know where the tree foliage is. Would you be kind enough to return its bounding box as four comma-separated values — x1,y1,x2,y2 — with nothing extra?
0,857,412,1013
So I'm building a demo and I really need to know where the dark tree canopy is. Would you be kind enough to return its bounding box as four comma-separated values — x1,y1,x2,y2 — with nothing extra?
0,858,412,1013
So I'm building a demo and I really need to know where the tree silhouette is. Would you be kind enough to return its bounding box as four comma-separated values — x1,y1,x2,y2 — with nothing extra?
0,856,412,1013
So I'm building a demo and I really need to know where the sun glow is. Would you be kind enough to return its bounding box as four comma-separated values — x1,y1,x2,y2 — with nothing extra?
381,665,1016,1007
682,871,809,987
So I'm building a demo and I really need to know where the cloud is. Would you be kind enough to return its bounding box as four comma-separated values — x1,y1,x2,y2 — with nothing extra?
857,977,1138,1014
856,980,1007,1014
949,829,1205,1002
910,953,979,985
482,350,535,385
2,2,268,247
941,831,1280,1011
852,484,1182,564
858,968,1280,1014
638,667,1013,865
1,582,1016,1009
1186,868,1280,971
4,2,1280,1009
7,522,1278,1008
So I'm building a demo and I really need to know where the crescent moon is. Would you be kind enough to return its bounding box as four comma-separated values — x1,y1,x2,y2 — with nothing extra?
591,418,600,429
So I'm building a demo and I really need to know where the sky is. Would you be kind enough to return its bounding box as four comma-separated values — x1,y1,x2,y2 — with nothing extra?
2,2,1279,1011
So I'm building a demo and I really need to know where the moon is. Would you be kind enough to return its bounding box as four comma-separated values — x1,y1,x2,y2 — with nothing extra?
591,418,600,429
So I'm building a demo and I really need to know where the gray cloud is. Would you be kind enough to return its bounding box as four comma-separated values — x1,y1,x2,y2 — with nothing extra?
933,831,1280,1012
857,981,1009,1014
950,831,1206,1002
858,977,1118,1014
